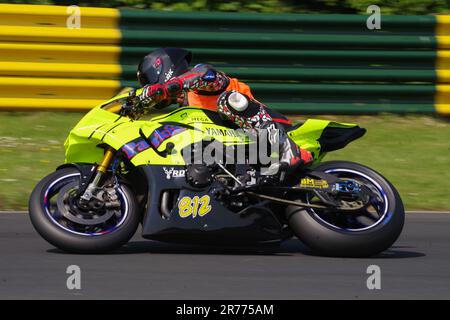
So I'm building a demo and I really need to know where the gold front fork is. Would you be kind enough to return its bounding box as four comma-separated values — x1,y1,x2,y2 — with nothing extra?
79,147,116,203
97,147,115,174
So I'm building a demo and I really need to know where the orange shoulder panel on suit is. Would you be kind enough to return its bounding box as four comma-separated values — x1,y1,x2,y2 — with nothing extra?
187,78,254,111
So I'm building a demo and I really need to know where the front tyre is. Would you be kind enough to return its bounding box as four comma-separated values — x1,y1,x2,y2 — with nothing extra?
29,168,140,253
286,161,405,257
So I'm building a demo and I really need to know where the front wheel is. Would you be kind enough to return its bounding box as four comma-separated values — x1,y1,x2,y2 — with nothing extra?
285,161,405,257
29,167,140,253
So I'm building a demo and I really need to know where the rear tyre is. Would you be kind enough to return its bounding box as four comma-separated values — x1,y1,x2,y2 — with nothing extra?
29,168,140,253
285,161,404,257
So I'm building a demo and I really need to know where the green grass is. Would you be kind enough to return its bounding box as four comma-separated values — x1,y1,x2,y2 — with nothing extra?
0,112,449,211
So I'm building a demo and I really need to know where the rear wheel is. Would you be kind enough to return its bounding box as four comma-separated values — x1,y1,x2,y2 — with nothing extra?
285,161,404,257
29,168,140,253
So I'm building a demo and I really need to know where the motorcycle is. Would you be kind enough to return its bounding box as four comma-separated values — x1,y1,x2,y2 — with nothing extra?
29,92,404,257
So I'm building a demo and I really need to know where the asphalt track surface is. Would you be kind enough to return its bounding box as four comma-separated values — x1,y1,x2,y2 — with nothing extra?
0,212,449,300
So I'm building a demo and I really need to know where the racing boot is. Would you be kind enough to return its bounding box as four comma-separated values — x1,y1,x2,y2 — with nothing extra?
263,125,314,176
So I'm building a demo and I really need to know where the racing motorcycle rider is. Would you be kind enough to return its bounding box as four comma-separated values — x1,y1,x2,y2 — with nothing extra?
131,47,313,173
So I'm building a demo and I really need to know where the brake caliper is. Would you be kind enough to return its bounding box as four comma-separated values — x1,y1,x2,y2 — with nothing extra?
334,180,362,194
332,179,370,211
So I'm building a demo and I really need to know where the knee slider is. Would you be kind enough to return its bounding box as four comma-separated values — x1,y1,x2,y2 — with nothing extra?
219,91,249,112
228,91,249,111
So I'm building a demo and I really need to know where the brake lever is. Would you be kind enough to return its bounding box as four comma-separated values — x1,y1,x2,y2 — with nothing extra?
120,90,145,119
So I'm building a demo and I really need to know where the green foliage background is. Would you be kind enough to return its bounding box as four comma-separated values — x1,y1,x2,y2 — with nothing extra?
2,0,449,14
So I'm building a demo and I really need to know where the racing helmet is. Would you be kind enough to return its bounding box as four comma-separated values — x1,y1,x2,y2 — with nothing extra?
137,47,192,86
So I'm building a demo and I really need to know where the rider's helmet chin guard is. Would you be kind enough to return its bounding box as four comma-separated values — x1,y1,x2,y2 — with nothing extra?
137,47,193,86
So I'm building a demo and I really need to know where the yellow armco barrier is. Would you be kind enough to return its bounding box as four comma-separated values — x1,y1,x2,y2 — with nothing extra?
0,97,106,110
0,61,121,77
0,4,449,114
436,15,450,36
0,4,119,28
435,85,450,115
0,77,120,110
436,36,450,49
0,77,121,99
436,69,450,83
435,104,450,115
435,16,450,115
0,4,121,110
435,50,450,69
0,25,120,44
436,16,450,50
0,43,120,63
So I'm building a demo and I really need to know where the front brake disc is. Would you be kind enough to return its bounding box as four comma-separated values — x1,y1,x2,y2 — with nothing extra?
56,182,114,225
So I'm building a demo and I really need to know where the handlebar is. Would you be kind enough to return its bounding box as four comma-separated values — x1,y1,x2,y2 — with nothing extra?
101,88,159,119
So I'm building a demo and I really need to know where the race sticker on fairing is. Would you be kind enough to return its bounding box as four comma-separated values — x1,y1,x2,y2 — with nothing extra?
178,195,212,218
120,138,150,160
149,124,187,149
119,124,187,160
